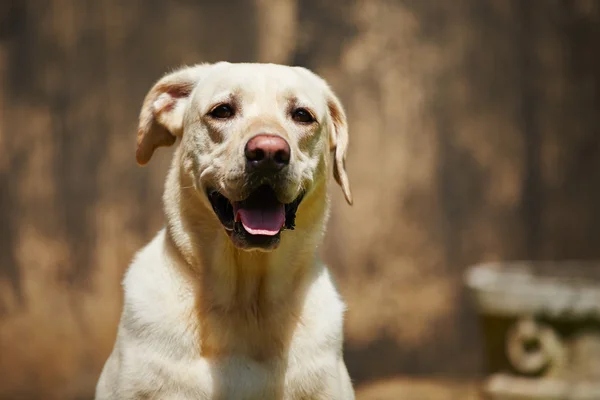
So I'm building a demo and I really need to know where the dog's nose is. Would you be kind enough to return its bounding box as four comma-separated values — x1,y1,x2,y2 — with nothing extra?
245,134,290,171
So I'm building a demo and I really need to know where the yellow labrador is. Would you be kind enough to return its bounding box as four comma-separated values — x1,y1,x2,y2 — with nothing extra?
96,62,354,400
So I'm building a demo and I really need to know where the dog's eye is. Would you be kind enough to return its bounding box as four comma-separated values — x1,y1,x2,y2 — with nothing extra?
291,108,315,124
209,104,235,119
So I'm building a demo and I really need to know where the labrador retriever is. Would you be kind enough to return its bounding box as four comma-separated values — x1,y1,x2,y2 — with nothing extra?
95,62,354,400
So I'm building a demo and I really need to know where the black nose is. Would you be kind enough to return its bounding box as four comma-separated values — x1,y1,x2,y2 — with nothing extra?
245,134,291,171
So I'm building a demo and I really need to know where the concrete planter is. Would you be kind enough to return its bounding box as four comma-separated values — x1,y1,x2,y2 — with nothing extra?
465,262,600,399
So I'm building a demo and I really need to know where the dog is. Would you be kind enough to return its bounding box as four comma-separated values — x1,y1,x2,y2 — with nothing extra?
95,62,354,399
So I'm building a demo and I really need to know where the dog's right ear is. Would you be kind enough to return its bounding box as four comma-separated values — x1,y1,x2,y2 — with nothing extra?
326,92,353,205
136,64,209,165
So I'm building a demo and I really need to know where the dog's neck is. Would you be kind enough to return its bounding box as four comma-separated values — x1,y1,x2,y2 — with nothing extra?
161,158,330,309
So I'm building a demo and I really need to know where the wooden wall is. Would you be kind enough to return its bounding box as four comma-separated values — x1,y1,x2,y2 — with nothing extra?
0,1,599,398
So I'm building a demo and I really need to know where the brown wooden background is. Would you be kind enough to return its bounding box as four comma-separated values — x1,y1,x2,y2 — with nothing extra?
1,1,599,398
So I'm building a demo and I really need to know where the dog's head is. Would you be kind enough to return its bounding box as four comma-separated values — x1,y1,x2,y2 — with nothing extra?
136,63,352,251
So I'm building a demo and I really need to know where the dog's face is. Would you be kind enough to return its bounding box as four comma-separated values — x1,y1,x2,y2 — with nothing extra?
136,63,352,251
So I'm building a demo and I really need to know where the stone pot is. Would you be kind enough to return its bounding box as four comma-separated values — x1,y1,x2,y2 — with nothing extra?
465,261,600,400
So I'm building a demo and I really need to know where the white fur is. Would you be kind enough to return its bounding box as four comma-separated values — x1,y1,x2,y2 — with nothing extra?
96,63,354,399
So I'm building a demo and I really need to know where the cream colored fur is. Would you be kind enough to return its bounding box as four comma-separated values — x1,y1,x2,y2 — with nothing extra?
95,62,354,400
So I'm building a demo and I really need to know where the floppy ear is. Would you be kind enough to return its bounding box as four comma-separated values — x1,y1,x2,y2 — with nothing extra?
136,64,209,165
327,93,353,205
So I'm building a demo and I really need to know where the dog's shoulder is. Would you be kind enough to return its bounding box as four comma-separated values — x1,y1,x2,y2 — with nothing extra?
280,264,350,398
97,230,208,398
290,264,347,357
120,229,198,352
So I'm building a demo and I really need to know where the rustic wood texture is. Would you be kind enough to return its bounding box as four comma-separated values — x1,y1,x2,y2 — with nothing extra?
0,1,599,398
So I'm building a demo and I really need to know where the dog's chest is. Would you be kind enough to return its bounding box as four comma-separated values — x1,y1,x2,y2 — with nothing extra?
161,297,340,398
202,334,338,399
119,249,345,399
137,306,340,399
196,301,341,398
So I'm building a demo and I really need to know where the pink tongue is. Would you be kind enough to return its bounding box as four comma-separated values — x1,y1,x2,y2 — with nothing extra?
235,204,285,236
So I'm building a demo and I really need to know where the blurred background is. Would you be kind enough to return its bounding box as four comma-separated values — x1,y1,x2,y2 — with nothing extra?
1,0,600,399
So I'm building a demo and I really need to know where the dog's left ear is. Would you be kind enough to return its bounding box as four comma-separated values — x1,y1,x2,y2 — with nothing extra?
327,93,353,205
136,64,209,165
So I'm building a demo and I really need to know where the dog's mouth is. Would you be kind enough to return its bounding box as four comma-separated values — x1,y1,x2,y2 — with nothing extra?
207,185,304,250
